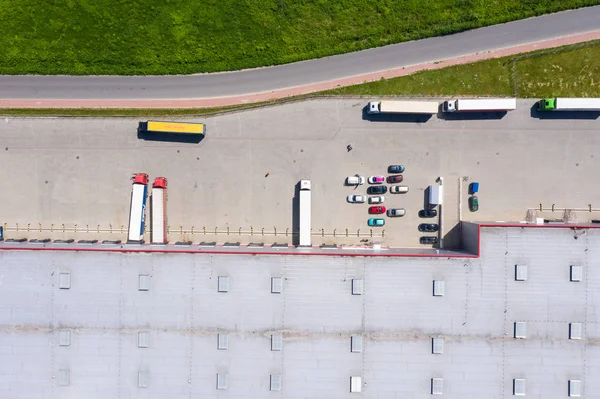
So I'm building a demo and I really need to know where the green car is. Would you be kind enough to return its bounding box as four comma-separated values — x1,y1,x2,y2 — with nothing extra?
469,196,479,212
368,218,385,227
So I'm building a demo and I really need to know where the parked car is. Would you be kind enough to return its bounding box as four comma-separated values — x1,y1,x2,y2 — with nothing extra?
388,165,405,173
368,196,385,204
419,223,439,232
390,185,409,194
369,206,386,214
387,208,406,217
367,186,388,195
420,236,438,245
470,182,479,195
418,209,438,218
347,195,366,203
346,175,365,185
469,196,479,212
387,175,403,183
368,218,385,227
368,176,385,184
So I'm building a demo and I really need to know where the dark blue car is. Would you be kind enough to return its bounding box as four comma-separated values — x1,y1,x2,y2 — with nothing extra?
367,185,388,195
388,165,405,173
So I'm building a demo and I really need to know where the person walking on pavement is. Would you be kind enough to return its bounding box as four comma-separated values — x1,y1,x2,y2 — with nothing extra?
347,144,353,152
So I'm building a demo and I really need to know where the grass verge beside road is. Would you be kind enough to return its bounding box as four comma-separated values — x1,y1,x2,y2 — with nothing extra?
1,40,599,117
0,1,599,75
326,40,600,97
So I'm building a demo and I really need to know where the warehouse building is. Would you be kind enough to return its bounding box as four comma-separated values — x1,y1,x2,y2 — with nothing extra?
0,223,598,398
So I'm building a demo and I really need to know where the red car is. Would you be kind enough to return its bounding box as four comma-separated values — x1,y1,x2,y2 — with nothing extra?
369,206,386,214
387,175,403,183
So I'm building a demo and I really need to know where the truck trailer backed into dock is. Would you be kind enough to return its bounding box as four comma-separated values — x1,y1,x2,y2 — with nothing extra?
299,180,312,247
368,100,439,114
443,98,516,113
127,173,149,243
538,98,600,111
151,177,168,244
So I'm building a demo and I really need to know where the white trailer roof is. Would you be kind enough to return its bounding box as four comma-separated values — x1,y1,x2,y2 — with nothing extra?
380,100,439,114
556,98,600,109
456,98,516,111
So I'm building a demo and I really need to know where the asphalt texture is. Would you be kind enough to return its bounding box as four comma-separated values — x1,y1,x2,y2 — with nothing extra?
0,6,599,100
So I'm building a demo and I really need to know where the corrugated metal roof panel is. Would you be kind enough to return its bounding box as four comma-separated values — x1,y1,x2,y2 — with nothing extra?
218,276,229,292
350,376,362,393
59,273,71,289
218,334,228,350
433,280,445,296
513,378,526,396
138,371,149,388
59,330,71,346
138,331,149,348
432,337,444,354
58,369,70,386
351,335,363,353
571,265,583,282
138,275,150,291
217,373,228,390
352,279,363,295
270,375,282,391
271,334,283,351
570,323,582,340
271,277,283,294
569,380,582,397
515,264,528,281
431,378,443,395
514,322,527,339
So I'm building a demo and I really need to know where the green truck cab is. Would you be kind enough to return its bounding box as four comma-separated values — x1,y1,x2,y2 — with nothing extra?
538,98,556,111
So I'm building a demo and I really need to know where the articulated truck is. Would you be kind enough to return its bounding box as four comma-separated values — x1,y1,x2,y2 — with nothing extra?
127,173,149,243
443,98,516,113
538,98,600,111
368,100,439,114
299,180,311,247
151,177,168,244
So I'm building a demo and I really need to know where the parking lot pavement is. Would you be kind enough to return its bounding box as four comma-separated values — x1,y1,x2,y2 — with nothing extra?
2,99,600,248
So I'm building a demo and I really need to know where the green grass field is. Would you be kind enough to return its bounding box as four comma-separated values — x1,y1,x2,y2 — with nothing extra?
0,0,599,75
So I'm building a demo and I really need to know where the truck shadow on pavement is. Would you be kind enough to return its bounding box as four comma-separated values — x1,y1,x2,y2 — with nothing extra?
291,182,300,246
137,124,204,143
438,111,508,120
529,104,600,119
361,106,434,123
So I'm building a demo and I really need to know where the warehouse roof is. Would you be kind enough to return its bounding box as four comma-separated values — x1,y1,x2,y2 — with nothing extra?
0,225,598,398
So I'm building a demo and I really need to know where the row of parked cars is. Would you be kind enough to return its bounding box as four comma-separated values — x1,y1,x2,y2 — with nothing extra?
346,165,409,227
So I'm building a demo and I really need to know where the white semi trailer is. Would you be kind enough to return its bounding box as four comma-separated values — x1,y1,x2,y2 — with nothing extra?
127,173,149,243
368,100,439,114
151,177,168,244
538,98,600,111
299,180,311,247
443,98,516,113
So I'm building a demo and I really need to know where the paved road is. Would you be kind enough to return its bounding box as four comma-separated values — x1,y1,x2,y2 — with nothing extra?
1,6,600,101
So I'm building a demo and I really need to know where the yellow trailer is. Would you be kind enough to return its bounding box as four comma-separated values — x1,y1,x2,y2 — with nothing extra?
145,120,206,135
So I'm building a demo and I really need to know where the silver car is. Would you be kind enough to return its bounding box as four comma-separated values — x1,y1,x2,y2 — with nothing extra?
387,208,406,217
347,195,366,203
390,185,409,194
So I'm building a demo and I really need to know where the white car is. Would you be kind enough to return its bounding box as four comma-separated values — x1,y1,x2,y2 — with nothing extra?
390,185,409,194
387,208,406,217
368,176,385,184
368,196,385,204
346,175,365,185
347,195,366,203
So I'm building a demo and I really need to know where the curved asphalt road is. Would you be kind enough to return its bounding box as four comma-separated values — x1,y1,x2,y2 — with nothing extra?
1,5,600,103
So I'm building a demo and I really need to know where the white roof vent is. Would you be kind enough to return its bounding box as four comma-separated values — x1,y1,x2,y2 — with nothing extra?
271,334,283,351
431,378,443,395
569,323,582,340
514,322,527,339
513,379,526,396
515,265,528,281
270,375,282,391
569,380,581,397
138,331,149,348
570,265,583,282
218,334,229,350
351,335,363,353
138,275,150,291
271,277,283,293
59,273,71,289
432,337,444,354
216,373,228,390
352,279,364,295
433,280,445,296
218,276,229,292
138,371,149,388
59,330,71,346
350,376,362,393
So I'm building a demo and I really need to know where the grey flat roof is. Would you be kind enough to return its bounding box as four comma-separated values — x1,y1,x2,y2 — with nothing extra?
1,226,599,398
